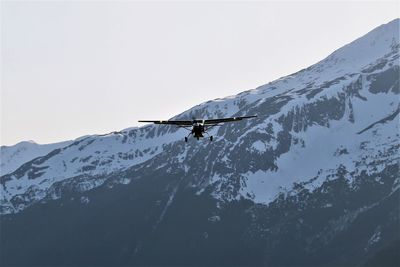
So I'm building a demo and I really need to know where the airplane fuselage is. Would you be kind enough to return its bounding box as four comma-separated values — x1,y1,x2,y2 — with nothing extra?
192,123,204,138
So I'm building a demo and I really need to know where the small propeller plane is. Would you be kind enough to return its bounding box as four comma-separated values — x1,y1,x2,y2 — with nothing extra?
139,115,257,142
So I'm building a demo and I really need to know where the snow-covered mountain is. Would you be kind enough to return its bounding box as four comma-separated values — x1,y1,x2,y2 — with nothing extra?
0,140,73,176
1,19,398,214
1,19,399,266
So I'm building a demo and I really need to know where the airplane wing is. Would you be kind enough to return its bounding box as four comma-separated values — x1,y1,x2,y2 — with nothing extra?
138,120,193,126
139,115,256,125
203,115,257,124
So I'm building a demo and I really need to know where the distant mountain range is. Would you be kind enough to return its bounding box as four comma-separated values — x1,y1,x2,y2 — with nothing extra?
1,19,399,266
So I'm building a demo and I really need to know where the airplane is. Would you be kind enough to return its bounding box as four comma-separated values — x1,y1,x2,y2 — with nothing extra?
139,115,257,142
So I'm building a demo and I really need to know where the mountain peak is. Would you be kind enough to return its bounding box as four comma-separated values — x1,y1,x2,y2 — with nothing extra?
18,140,37,145
322,18,399,71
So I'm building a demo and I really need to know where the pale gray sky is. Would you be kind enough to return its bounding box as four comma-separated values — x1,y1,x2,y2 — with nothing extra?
1,1,399,146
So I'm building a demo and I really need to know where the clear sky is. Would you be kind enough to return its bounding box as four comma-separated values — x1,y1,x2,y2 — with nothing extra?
1,1,399,146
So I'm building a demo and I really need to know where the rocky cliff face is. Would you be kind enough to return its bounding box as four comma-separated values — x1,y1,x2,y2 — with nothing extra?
1,19,399,266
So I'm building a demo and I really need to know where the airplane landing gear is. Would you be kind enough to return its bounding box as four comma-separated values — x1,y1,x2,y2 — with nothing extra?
210,136,213,141
185,137,188,142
